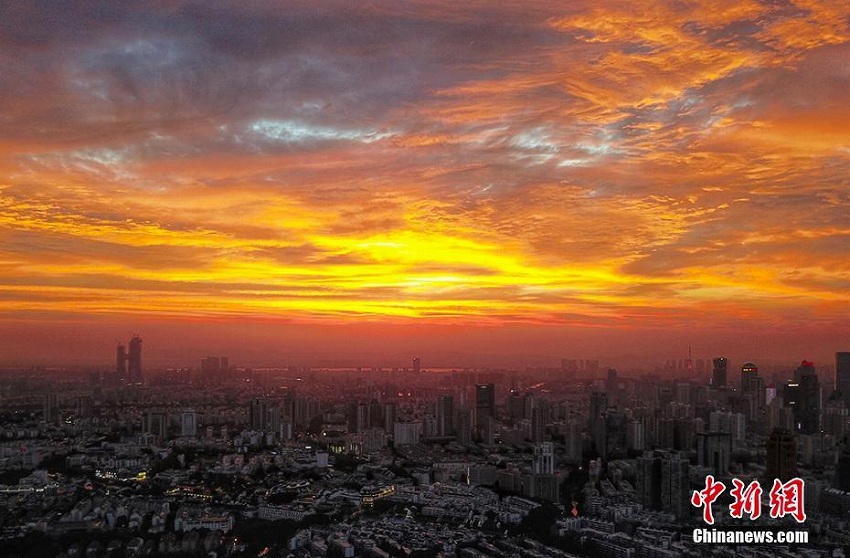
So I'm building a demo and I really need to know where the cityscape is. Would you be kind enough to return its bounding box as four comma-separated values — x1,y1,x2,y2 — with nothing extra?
2,341,850,556
3,1,850,557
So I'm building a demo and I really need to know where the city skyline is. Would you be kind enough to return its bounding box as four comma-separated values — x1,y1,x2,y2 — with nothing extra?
2,2,850,364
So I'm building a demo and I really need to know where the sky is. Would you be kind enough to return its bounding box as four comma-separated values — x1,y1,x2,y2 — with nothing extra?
1,1,849,368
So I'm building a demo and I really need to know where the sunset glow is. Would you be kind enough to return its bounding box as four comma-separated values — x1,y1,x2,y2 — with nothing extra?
2,1,849,364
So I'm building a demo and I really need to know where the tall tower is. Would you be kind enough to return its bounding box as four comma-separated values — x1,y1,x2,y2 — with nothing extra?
712,357,728,388
790,360,819,434
475,383,495,442
836,352,850,407
413,357,421,374
127,335,142,385
741,362,758,390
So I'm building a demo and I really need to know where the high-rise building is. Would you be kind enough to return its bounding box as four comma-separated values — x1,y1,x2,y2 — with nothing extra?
127,334,143,384
636,450,690,519
437,395,454,437
507,392,524,422
836,352,850,407
456,406,473,446
266,406,282,437
475,383,495,441
531,400,549,443
249,398,268,431
393,421,422,446
589,391,608,431
741,362,758,389
565,420,583,463
533,442,555,475
75,396,93,419
660,451,690,519
607,368,618,393
766,428,797,481
382,402,397,433
145,411,168,439
626,420,645,452
356,402,371,433
43,393,59,424
712,357,728,388
636,451,661,510
741,363,766,424
836,435,850,491
696,431,731,475
787,360,820,434
412,357,421,374
181,410,198,437
598,410,627,460
201,356,227,381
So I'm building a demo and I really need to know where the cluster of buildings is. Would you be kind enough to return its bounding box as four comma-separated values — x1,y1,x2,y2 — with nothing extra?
1,346,850,556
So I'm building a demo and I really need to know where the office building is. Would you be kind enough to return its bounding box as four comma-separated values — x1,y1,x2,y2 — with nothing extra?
636,450,690,519
837,352,850,407
788,360,820,434
249,398,268,431
696,431,731,475
766,428,797,481
589,391,607,431
741,361,758,389
127,334,143,385
393,421,422,446
475,383,495,442
626,420,645,452
436,395,454,437
712,357,728,388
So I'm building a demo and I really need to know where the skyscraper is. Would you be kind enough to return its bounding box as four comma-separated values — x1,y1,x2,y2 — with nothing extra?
413,357,421,374
712,357,727,387
788,360,820,434
836,352,850,407
660,451,690,519
741,362,758,389
766,428,797,481
636,450,690,519
475,383,495,441
836,435,850,491
437,395,454,437
249,398,268,431
127,334,142,385
741,362,766,424
589,391,608,431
